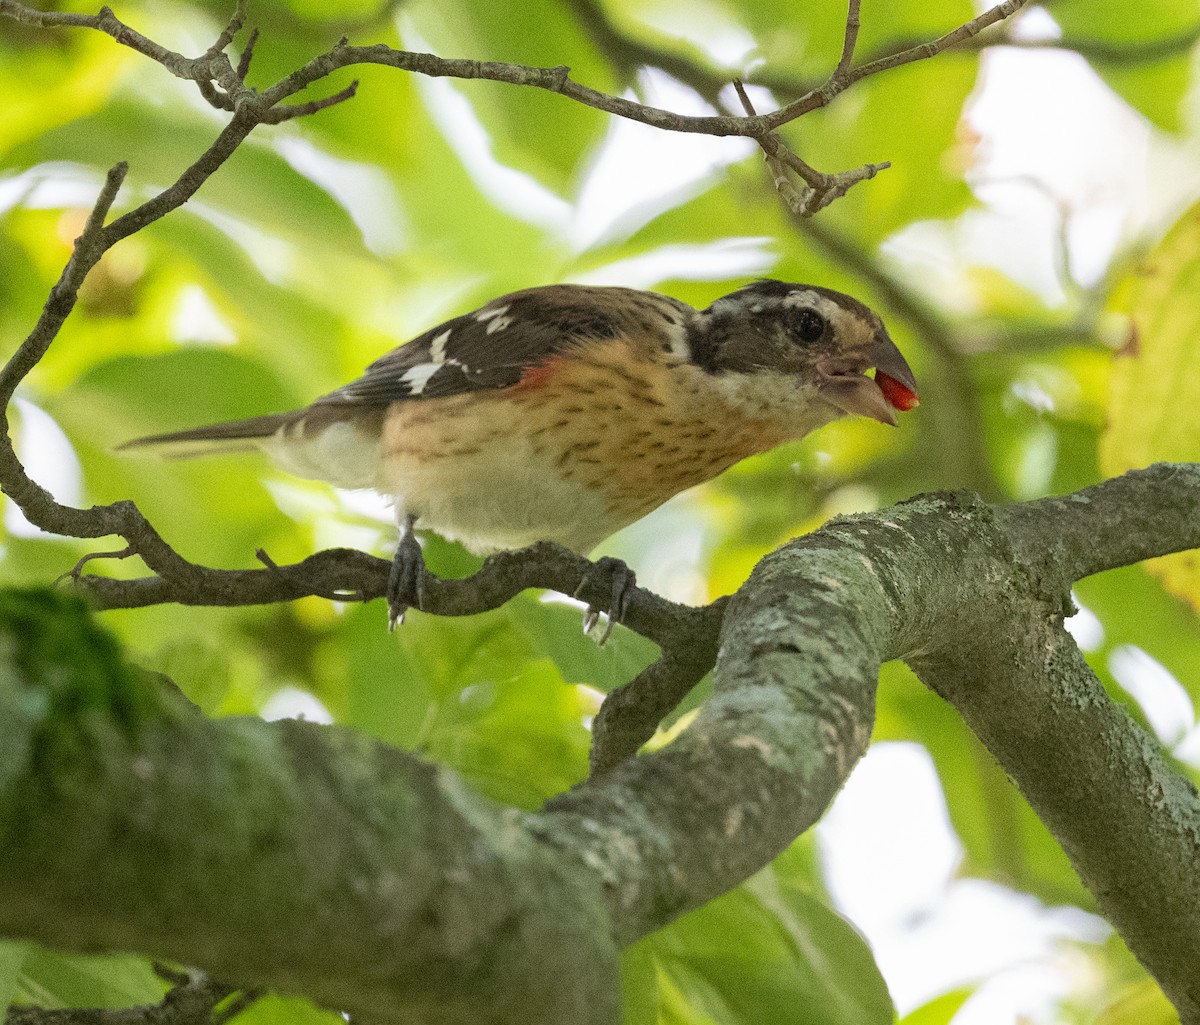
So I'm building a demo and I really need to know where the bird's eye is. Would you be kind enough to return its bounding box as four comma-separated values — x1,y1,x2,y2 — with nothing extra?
790,308,826,344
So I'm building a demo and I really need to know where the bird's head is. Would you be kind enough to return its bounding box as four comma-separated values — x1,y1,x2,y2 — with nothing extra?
691,279,919,428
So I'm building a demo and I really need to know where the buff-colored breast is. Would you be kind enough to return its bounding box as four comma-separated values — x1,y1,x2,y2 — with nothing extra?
374,339,807,554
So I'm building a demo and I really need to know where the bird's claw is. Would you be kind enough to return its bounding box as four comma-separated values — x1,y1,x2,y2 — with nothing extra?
387,524,426,630
575,556,636,646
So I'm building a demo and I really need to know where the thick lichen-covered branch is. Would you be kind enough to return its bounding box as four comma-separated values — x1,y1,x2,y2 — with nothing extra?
3,467,1200,1022
0,592,619,1025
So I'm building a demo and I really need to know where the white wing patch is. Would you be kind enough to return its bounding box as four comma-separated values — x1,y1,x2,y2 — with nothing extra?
399,362,441,395
476,304,513,335
428,329,451,364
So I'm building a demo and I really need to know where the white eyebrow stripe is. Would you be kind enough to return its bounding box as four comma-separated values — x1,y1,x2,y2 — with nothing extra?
782,289,841,321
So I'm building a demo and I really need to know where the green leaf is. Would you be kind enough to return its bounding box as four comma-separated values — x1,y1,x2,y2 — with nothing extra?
621,943,660,1025
1094,978,1181,1025
1102,200,1200,615
1051,0,1199,131
425,654,591,807
0,33,129,158
52,349,305,566
899,989,973,1025
69,348,303,435
232,993,347,1025
340,601,591,807
510,596,662,692
644,880,893,1025
10,94,364,252
1053,0,1200,41
404,0,612,190
13,950,163,1010
0,940,29,1013
1074,564,1200,713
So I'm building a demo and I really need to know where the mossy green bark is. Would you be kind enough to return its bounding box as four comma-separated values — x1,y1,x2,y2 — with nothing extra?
0,590,618,1025
1,465,1199,1023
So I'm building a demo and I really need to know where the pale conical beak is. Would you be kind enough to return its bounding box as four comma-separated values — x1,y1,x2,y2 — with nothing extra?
817,330,919,427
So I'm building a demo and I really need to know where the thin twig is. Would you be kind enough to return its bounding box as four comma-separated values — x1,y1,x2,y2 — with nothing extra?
236,27,259,81
204,0,247,61
263,80,359,123
834,0,861,79
82,161,128,236
732,81,887,217
589,605,728,776
0,0,1030,137
842,0,1029,87
197,79,235,112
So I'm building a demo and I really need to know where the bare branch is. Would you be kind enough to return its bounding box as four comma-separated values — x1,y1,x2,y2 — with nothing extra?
0,0,1031,137
860,19,1200,67
0,159,126,408
197,79,236,112
84,161,128,235
263,80,360,123
204,0,247,61
843,0,1029,87
997,462,1200,584
568,0,1197,125
236,26,260,81
834,0,861,79
0,1,184,67
5,470,1200,1021
773,0,1031,122
588,627,726,776
732,81,887,217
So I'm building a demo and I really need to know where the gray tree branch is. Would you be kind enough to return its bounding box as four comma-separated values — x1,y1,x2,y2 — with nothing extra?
0,0,1034,780
2,467,1199,1023
3,5,1198,1021
0,0,1029,137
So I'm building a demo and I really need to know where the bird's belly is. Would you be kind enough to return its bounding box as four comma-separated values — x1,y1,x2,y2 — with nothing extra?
373,354,795,555
381,438,612,554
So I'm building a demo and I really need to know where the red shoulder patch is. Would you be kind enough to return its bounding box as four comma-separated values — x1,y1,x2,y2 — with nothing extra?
515,356,569,391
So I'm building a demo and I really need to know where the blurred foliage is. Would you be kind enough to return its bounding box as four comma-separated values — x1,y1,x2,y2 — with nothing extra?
1103,199,1200,616
2,0,1200,1022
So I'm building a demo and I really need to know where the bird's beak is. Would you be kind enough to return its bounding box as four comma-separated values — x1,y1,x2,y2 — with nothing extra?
817,330,919,427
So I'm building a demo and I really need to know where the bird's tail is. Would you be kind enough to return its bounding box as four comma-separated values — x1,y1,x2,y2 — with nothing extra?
116,413,291,459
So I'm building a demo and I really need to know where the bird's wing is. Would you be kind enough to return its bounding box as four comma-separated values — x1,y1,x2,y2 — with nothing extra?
319,284,644,406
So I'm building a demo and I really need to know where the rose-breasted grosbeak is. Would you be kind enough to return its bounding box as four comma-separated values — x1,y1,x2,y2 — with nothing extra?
122,280,918,629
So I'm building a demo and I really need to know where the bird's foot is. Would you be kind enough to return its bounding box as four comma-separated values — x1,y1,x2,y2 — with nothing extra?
575,556,636,646
387,524,427,630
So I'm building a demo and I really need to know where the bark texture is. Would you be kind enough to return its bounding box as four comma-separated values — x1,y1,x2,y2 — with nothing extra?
1,465,1198,1023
